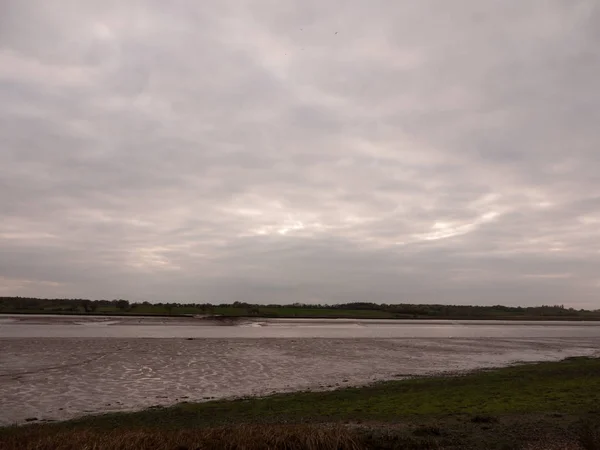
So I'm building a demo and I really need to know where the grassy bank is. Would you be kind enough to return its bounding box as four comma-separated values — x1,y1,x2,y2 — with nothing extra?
4,296,600,321
2,357,600,449
5,308,600,322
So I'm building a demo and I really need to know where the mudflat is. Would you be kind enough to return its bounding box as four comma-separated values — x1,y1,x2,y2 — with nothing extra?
2,316,600,425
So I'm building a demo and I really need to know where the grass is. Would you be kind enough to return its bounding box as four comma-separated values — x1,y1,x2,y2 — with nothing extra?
5,300,600,321
7,304,599,321
2,357,600,449
3,418,599,450
2,305,400,319
0,425,365,450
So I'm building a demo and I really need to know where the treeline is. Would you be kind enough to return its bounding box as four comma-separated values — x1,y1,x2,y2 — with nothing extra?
0,296,598,319
0,297,133,313
229,301,598,318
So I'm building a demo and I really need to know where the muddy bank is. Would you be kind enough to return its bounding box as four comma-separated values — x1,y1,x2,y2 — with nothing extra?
1,336,599,425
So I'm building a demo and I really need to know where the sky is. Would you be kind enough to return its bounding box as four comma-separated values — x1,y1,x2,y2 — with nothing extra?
1,1,599,308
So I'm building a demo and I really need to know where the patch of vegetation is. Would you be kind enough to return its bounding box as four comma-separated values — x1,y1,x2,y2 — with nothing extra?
578,419,600,450
0,424,363,450
471,415,498,424
3,296,600,320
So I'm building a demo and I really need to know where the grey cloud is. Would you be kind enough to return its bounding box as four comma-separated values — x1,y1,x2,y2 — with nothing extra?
1,1,599,308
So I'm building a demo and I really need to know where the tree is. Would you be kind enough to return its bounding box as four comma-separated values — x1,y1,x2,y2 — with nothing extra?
79,300,99,313
247,307,260,316
116,299,130,311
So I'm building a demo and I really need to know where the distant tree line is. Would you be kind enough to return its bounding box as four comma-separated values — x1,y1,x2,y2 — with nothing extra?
0,296,598,319
0,297,132,313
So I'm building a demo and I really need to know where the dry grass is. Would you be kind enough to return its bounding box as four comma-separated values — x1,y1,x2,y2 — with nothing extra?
523,443,581,450
578,420,600,450
3,420,600,450
0,424,362,450
521,420,600,450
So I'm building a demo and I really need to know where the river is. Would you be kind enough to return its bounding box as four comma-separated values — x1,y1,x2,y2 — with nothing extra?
1,315,599,425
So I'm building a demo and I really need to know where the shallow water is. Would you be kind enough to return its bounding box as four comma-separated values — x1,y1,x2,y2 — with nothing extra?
1,316,599,425
2,315,600,338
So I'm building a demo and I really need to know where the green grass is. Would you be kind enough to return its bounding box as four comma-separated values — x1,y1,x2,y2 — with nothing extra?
1,305,401,319
212,306,398,318
7,303,599,321
125,305,399,318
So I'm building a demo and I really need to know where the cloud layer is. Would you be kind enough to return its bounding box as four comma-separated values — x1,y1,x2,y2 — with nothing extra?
1,1,599,307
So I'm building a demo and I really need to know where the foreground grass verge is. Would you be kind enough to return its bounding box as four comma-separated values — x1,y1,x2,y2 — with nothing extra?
2,357,600,449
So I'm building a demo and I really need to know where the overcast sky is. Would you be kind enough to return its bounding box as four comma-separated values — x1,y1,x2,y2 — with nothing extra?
1,1,599,308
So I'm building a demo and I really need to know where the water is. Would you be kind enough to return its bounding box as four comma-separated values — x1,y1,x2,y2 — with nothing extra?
2,315,600,338
1,315,599,425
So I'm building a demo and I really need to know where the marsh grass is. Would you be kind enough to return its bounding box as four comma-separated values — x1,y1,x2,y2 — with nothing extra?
0,424,363,450
3,421,600,450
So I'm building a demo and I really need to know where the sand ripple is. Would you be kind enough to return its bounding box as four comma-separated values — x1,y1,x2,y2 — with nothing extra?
1,336,599,425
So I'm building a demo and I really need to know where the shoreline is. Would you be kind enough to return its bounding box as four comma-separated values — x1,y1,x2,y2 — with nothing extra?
4,310,600,322
3,313,600,325
0,360,551,427
2,334,599,425
3,353,599,428
2,357,599,449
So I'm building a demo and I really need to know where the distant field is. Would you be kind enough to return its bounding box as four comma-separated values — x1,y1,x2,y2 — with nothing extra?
2,304,399,319
3,298,600,321
126,305,399,318
2,357,599,449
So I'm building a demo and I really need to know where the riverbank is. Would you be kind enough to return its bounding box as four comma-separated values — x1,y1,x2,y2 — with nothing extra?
4,297,600,321
4,309,600,322
3,335,599,424
2,357,599,449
